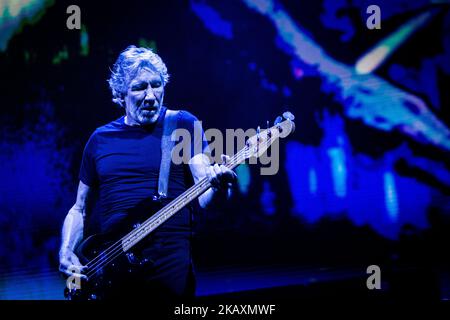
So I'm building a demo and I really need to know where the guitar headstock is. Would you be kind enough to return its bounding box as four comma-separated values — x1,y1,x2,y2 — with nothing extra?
244,111,295,160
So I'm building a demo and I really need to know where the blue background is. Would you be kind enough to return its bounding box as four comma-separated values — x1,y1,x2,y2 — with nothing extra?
0,0,449,300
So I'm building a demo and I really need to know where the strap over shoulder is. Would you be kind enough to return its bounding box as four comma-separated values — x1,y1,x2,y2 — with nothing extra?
158,109,181,198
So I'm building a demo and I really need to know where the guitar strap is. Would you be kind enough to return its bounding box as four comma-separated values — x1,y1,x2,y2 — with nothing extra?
158,108,181,199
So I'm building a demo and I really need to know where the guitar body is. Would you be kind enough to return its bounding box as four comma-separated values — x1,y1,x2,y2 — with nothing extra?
64,231,156,300
64,195,169,300
64,234,117,300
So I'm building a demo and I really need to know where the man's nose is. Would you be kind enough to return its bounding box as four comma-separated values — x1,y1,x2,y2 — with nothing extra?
144,88,156,101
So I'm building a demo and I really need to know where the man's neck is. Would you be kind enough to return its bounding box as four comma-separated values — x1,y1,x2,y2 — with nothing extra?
124,113,161,127
124,115,139,126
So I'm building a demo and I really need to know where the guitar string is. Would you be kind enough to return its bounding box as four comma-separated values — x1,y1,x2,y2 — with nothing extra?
80,124,285,282
85,178,213,281
82,145,246,274
84,175,210,272
84,152,246,280
83,145,250,278
83,124,283,280
84,147,250,279
83,125,283,280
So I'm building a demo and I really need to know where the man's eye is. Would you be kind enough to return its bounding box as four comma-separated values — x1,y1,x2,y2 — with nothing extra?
152,82,161,88
132,84,146,91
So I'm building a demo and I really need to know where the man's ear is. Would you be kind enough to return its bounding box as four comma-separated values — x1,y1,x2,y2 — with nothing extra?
113,96,125,108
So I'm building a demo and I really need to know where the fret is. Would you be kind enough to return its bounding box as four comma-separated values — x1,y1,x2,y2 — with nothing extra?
68,115,295,299
120,118,294,253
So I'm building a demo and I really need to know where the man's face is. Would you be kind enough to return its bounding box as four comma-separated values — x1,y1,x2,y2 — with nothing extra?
124,68,164,125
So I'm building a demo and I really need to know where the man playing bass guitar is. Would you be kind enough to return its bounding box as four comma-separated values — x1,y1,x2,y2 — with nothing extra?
58,45,237,301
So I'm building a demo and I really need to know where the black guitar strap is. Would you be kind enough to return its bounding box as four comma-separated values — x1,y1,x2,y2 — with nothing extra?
158,108,181,198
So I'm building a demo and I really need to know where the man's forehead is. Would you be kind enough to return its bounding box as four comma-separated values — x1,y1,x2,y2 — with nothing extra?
131,68,161,83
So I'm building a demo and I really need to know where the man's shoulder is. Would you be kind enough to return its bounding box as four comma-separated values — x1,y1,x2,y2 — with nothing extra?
84,117,125,146
99,116,125,131
92,117,125,135
170,109,199,126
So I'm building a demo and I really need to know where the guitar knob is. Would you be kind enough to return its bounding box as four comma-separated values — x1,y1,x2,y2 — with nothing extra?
274,116,282,126
266,120,272,138
282,111,295,121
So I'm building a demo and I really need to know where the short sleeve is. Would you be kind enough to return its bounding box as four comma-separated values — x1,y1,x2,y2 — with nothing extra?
79,132,99,187
178,110,210,158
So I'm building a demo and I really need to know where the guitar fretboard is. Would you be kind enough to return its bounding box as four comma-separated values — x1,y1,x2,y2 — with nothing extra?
120,149,245,252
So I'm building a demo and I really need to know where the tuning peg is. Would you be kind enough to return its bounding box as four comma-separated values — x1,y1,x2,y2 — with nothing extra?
282,111,295,121
256,126,261,153
274,116,282,126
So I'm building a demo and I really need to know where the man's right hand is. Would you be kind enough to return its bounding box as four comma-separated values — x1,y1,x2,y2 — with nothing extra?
59,248,87,279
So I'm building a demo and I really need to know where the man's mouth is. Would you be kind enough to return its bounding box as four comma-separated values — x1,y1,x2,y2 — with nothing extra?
141,105,158,112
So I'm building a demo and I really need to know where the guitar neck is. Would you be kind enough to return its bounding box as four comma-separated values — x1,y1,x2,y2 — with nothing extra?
120,150,244,252
120,119,289,252
78,116,293,288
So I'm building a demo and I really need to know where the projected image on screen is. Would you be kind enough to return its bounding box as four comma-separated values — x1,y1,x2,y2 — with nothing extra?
0,0,449,301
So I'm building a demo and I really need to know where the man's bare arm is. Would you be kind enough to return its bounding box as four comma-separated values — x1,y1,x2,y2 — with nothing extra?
189,153,236,209
59,181,91,277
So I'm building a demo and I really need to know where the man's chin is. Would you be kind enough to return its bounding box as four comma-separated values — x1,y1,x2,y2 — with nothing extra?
138,111,160,125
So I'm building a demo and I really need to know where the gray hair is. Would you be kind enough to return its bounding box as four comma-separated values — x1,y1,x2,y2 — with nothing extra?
108,45,169,106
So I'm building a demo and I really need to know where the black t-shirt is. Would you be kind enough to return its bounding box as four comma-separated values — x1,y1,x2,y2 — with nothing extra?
79,107,209,238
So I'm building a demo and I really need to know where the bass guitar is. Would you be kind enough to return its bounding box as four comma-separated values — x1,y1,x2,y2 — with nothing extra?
64,112,295,300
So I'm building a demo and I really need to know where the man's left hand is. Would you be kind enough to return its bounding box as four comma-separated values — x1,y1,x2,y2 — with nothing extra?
206,154,237,191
